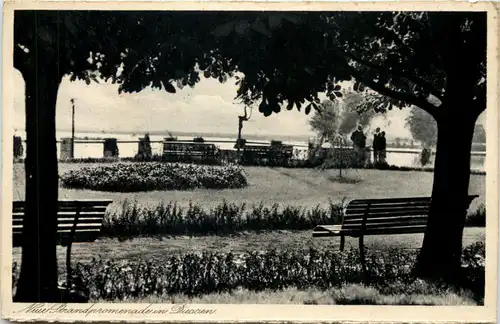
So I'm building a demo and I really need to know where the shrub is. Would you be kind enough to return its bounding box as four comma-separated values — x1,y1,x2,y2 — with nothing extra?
99,198,480,238
466,204,486,227
60,163,248,192
10,242,481,302
420,148,432,166
102,199,344,238
135,134,153,161
461,241,485,301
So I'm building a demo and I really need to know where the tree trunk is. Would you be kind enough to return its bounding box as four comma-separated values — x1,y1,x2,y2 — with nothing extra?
414,105,477,284
14,47,61,301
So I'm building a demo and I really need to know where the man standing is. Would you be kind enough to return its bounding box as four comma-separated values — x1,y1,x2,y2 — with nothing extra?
351,125,367,167
373,127,381,164
380,131,387,164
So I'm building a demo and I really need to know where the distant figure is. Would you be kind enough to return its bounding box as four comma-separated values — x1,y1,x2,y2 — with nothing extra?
379,131,387,164
351,125,367,166
373,127,381,164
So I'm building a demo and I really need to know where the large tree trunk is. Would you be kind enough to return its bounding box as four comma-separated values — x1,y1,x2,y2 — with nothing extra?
414,103,478,283
14,42,61,301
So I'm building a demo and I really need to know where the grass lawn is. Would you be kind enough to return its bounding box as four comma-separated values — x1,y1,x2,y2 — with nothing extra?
12,163,486,212
11,229,484,305
103,285,478,305
12,228,485,268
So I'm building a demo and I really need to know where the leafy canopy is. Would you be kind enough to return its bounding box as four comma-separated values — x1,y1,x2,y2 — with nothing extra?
15,11,486,120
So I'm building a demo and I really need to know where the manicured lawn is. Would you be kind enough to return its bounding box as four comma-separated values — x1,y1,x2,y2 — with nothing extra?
103,285,478,305
12,163,486,212
11,228,485,267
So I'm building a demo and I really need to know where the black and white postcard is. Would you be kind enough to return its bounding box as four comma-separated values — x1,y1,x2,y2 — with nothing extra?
1,1,498,323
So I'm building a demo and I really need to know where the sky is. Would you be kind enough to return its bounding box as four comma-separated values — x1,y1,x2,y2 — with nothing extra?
11,69,485,141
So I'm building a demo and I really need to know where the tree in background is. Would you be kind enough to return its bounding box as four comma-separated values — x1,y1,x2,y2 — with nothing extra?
406,107,438,148
309,92,373,173
406,107,437,166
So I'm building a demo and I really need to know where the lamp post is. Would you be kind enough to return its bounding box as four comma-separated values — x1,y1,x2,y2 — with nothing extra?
70,98,75,159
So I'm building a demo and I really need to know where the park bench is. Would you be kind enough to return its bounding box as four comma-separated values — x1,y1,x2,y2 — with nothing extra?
242,144,294,166
313,195,479,250
162,142,218,163
12,199,113,285
312,195,479,279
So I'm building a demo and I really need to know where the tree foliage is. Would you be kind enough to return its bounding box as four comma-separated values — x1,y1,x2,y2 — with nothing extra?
309,93,374,141
405,107,437,148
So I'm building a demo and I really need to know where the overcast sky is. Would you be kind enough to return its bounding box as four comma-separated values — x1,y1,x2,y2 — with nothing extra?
12,69,485,140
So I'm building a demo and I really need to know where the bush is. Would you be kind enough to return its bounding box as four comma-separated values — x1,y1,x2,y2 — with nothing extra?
420,148,432,166
60,163,248,192
461,241,485,301
98,198,481,238
465,204,486,227
102,199,344,238
11,242,481,302
69,248,419,300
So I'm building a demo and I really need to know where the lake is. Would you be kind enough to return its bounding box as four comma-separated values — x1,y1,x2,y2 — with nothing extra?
14,131,486,172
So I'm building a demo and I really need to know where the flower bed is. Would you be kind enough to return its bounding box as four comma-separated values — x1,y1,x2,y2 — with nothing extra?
12,242,484,302
101,200,484,238
60,163,248,192
102,200,344,237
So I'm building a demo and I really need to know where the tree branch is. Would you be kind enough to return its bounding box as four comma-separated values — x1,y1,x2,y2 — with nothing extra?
350,68,439,117
344,51,444,101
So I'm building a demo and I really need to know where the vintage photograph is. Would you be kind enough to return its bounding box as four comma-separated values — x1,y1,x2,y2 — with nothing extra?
1,2,498,322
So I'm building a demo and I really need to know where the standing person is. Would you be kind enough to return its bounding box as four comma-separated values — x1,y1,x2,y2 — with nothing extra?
373,127,381,164
380,131,387,164
351,125,366,167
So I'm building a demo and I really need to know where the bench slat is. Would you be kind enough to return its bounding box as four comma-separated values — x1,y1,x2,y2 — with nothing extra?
13,213,106,221
344,210,430,220
341,220,428,230
348,195,478,206
346,202,431,210
14,224,103,231
345,206,430,214
343,215,428,224
13,220,105,227
348,197,432,205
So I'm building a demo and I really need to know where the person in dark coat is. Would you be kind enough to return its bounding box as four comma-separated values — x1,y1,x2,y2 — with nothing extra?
351,125,367,166
379,131,387,164
373,127,381,164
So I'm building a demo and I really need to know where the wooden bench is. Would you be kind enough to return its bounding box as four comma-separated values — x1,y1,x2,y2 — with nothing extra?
313,195,479,279
162,142,219,163
313,195,479,250
12,199,113,285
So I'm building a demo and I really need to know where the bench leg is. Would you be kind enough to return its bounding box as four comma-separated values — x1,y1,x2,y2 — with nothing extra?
66,242,73,289
359,235,367,282
340,235,345,251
